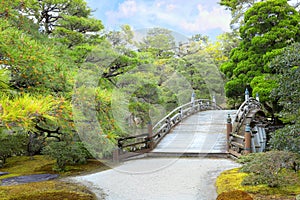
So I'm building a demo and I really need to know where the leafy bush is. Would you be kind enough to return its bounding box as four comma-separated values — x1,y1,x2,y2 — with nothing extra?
239,151,300,187
269,124,300,153
0,94,57,132
42,141,89,171
0,129,28,167
237,152,264,164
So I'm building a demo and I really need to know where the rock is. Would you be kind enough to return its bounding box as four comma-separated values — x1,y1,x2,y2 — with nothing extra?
1,174,59,186
0,172,9,176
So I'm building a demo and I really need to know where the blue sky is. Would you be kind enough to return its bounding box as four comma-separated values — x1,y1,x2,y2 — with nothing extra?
86,0,232,40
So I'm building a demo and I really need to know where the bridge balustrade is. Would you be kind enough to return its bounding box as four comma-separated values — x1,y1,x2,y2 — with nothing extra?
114,89,273,161
115,99,222,161
227,95,271,157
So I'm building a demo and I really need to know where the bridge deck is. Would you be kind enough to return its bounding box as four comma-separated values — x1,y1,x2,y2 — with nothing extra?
151,110,236,155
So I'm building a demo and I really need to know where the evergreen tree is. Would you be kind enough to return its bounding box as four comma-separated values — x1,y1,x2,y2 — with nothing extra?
221,0,300,110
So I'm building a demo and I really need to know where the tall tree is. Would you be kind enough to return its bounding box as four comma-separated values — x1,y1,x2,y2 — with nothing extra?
138,28,176,59
106,24,134,49
268,42,300,153
23,0,104,63
215,31,240,60
0,0,80,158
0,19,72,93
221,0,300,110
219,0,300,30
25,0,103,35
219,0,261,30
270,42,300,124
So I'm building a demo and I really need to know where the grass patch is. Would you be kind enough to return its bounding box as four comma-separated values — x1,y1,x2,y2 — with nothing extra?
0,155,110,200
0,155,110,179
0,180,95,200
0,155,56,180
216,167,300,200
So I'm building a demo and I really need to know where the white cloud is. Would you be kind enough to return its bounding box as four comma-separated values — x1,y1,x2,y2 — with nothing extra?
105,0,231,37
106,0,137,19
119,0,137,17
180,4,231,32
166,4,177,11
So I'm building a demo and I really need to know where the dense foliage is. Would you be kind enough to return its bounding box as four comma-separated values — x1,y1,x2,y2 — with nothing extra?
270,42,300,124
238,151,300,187
0,0,230,170
267,43,300,153
1,0,299,175
221,0,300,111
0,0,105,169
220,0,300,193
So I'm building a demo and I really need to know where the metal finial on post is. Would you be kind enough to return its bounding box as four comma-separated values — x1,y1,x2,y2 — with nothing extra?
226,114,232,151
245,88,250,101
191,91,196,109
191,91,195,106
256,93,259,102
179,107,183,119
212,95,216,109
227,114,232,124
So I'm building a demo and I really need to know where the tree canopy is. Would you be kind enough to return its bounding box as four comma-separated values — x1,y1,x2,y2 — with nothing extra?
221,0,300,110
3,0,300,172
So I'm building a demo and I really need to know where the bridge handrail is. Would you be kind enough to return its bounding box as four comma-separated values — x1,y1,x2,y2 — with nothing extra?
117,98,222,157
229,96,269,157
153,99,209,130
233,97,261,132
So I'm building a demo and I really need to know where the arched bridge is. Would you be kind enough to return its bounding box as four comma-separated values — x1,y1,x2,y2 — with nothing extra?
115,93,270,161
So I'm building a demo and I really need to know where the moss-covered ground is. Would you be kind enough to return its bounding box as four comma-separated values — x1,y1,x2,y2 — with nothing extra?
216,167,300,200
0,155,110,200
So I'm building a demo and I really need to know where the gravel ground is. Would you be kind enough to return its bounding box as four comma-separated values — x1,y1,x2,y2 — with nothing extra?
68,157,240,200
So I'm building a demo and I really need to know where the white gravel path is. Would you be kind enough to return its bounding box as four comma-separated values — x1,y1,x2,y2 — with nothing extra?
68,157,240,200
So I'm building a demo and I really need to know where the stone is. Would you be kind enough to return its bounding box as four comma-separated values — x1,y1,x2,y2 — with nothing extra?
0,172,9,176
1,174,59,186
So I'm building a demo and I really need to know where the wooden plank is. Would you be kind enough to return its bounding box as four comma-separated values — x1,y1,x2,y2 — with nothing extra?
121,141,148,148
231,141,244,148
118,133,148,141
228,149,241,158
119,149,150,160
231,133,245,139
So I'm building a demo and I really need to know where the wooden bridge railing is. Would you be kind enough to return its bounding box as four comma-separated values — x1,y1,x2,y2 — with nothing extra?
227,90,272,158
114,98,222,162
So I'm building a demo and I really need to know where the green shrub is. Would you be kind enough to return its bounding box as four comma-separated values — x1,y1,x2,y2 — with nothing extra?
240,151,300,187
42,141,88,171
269,124,300,153
0,129,28,167
237,152,264,164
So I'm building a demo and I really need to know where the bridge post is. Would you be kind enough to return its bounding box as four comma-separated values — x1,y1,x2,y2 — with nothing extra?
148,122,154,150
179,108,183,120
199,101,203,110
245,88,250,101
212,95,216,109
256,93,260,102
191,91,195,107
113,148,120,163
226,114,232,151
244,124,251,154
